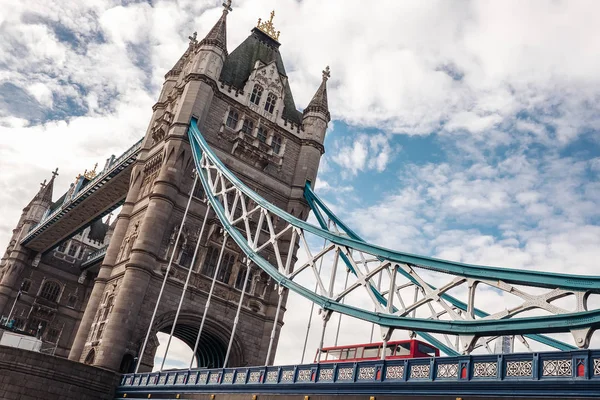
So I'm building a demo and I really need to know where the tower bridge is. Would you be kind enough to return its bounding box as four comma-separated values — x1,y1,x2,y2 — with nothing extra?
0,2,598,400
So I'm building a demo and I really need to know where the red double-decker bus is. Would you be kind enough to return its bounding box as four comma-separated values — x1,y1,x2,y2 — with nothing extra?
315,339,439,363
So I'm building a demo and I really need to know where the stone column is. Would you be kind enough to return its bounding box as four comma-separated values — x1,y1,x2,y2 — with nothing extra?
69,167,142,361
92,138,190,370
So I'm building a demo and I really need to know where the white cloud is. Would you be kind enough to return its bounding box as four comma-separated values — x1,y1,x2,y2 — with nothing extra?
330,133,396,176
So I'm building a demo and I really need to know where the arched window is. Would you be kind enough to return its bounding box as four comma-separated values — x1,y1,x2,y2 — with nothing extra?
250,84,263,105
264,93,277,113
241,119,254,135
257,127,267,143
39,281,61,302
235,266,253,290
102,296,114,320
57,241,68,253
217,253,235,284
202,246,219,277
68,244,79,257
271,134,282,154
226,110,239,129
84,349,96,365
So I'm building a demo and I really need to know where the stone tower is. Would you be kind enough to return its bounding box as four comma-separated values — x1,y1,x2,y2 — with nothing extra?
67,4,330,372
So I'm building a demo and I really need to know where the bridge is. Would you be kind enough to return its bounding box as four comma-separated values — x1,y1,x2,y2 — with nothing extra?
4,6,597,399
11,117,600,398
106,119,600,398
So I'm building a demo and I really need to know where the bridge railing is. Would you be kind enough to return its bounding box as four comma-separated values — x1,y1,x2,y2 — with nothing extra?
119,349,599,390
81,245,109,269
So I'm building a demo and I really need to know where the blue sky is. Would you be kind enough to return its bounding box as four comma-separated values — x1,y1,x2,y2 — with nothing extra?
1,0,599,368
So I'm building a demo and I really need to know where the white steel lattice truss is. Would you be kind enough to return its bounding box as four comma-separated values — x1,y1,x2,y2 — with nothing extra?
189,119,600,355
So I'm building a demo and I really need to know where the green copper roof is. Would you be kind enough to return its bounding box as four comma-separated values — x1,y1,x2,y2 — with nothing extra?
219,28,303,125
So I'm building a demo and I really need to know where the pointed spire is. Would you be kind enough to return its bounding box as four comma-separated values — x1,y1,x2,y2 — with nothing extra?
303,66,330,121
34,168,58,204
166,2,231,78
199,0,231,54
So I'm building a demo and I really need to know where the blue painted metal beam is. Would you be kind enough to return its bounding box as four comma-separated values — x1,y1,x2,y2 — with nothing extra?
304,182,576,352
188,119,600,337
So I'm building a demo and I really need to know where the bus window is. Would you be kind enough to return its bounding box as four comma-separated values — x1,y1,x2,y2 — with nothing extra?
384,345,395,357
395,343,411,356
417,343,436,356
347,348,356,360
362,346,379,358
326,349,342,360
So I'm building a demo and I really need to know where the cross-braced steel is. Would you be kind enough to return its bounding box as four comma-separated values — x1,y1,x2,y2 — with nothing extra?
188,118,600,354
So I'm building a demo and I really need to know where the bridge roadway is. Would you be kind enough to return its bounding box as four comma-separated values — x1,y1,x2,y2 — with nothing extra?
116,349,600,399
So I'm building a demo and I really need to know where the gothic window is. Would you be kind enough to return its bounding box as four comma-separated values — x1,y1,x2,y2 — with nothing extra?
57,241,68,253
68,244,79,257
84,349,96,365
21,279,31,293
202,246,219,277
265,93,277,113
217,253,235,284
29,318,47,334
96,322,105,340
193,183,205,200
178,242,191,268
39,281,61,302
235,266,253,290
257,127,268,143
226,110,239,129
271,134,282,154
45,327,60,343
241,119,254,135
102,296,114,320
67,294,77,308
250,84,263,105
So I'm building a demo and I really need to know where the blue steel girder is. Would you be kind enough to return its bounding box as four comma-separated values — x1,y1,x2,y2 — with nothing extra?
188,118,600,349
303,182,577,353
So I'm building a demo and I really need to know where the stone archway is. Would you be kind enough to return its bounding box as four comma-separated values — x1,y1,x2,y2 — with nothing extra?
141,311,245,371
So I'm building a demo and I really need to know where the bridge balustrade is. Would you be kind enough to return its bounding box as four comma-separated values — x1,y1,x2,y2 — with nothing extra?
118,350,600,395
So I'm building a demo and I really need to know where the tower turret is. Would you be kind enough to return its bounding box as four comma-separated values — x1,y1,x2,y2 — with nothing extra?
291,67,331,193
0,169,57,315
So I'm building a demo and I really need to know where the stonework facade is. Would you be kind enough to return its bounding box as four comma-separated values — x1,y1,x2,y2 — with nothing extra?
0,5,329,373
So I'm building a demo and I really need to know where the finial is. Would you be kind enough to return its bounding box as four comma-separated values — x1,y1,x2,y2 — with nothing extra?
51,168,59,179
84,163,98,180
40,179,47,188
322,66,331,81
188,31,197,44
222,0,232,13
256,10,280,41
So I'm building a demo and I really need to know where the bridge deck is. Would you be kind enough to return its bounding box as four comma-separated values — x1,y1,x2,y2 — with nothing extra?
20,139,142,253
117,349,600,398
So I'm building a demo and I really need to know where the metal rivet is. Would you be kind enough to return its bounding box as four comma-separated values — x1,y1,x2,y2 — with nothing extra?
253,396,258,400
123,395,127,398
147,395,151,399
304,397,310,400
176,395,180,399
210,396,215,400
370,397,376,400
